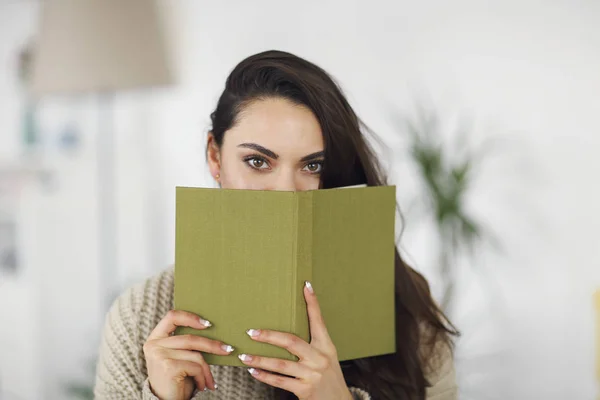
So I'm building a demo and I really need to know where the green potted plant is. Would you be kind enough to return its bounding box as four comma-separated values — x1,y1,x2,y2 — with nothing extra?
397,105,500,313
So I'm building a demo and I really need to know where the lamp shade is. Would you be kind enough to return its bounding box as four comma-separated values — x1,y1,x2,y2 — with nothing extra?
31,0,173,96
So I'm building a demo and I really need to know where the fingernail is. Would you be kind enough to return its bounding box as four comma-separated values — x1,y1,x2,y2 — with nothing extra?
199,318,212,327
305,281,314,294
248,367,259,376
203,387,208,391
214,383,218,390
246,329,261,338
238,354,253,363
221,344,234,352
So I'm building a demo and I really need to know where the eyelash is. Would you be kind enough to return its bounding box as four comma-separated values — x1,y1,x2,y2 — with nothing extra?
242,155,323,174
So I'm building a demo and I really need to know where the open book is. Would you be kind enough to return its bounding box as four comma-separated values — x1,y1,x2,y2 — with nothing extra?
174,184,396,366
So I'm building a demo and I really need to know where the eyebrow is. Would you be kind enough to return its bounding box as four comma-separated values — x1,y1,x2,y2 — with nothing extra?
237,143,325,162
237,143,278,159
300,151,325,162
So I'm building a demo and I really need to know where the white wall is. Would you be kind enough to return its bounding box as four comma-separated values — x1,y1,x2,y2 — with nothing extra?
0,1,598,399
0,3,157,398
1,3,46,399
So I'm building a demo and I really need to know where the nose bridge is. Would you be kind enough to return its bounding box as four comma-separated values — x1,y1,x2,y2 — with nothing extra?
273,167,297,191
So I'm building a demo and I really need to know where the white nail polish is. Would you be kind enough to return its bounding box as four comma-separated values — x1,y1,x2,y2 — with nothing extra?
246,329,260,337
214,383,218,390
248,367,258,376
221,344,234,352
199,318,212,327
238,354,250,362
305,281,314,294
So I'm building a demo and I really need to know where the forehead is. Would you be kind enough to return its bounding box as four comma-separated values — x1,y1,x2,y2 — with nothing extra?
223,98,324,154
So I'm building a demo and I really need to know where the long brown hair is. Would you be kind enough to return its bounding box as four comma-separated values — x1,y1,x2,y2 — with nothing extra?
208,50,458,400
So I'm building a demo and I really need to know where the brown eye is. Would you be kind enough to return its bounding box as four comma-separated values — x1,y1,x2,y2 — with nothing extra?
245,157,269,170
303,162,323,173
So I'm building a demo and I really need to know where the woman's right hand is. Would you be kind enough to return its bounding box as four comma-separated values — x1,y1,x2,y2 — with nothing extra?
143,310,235,400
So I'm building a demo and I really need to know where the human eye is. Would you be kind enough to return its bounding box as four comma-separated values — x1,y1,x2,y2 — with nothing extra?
302,161,323,174
243,155,271,171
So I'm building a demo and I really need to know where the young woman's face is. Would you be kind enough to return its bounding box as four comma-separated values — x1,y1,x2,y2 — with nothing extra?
207,98,324,191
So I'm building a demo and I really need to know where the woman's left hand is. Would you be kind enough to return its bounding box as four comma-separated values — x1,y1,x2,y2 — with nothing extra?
239,281,353,400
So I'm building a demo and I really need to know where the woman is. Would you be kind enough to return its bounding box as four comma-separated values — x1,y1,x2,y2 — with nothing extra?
94,50,458,400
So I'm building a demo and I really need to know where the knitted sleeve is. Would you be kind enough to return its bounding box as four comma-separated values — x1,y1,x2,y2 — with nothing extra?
425,340,458,400
94,268,176,399
93,280,210,400
93,284,150,399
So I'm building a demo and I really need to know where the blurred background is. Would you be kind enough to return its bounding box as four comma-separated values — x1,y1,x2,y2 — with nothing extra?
0,0,599,399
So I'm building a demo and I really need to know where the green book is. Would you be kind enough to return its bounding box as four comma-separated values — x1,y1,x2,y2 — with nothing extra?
174,185,396,366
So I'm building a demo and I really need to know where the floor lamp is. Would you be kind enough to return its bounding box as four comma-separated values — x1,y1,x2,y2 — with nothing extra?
30,0,173,310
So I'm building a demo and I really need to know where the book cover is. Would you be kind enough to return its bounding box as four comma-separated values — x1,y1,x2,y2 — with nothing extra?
174,185,396,366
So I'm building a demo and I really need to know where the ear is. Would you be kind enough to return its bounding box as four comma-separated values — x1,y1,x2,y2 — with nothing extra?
206,133,221,181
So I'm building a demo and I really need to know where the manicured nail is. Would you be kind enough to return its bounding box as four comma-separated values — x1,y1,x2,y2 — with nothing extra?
214,383,218,390
238,354,253,363
199,318,212,327
305,281,314,294
246,329,261,338
221,344,234,352
248,367,259,376
203,387,208,391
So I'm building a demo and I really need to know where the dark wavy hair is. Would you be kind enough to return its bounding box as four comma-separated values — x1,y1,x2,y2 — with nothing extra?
207,50,458,400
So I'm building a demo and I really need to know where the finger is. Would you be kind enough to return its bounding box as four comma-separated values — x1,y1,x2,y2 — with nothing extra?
191,368,206,393
149,310,212,340
159,334,235,356
164,349,216,391
246,329,315,361
164,359,206,392
303,281,333,345
238,354,313,380
247,367,306,396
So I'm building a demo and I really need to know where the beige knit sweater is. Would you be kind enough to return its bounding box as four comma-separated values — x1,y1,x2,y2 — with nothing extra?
94,268,457,400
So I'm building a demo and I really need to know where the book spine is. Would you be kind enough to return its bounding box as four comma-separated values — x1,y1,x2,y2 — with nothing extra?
292,192,313,343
